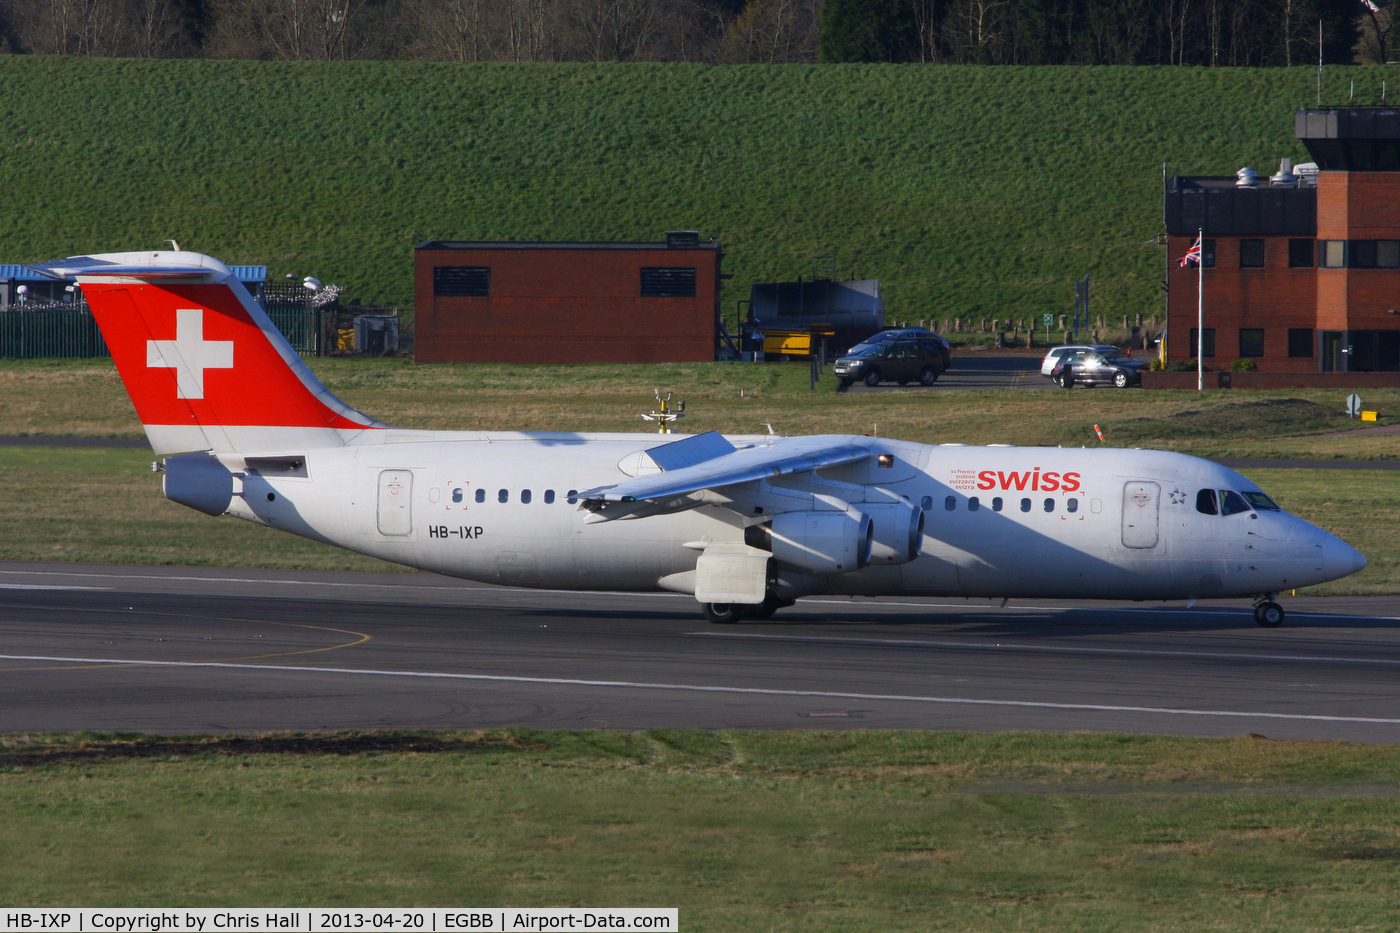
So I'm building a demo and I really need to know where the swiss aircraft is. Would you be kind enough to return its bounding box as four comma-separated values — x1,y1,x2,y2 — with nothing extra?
31,250,1367,627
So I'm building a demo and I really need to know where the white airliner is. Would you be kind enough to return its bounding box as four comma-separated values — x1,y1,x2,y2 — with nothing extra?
31,250,1367,627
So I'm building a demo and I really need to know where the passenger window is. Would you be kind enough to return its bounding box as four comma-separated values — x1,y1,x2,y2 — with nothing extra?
498,489,509,503
567,489,578,504
1090,498,1103,514
1220,490,1251,516
1020,498,1031,512
451,488,463,504
944,496,957,511
921,496,933,511
968,496,980,512
1196,489,1218,515
475,488,485,503
1043,498,1054,512
521,489,532,504
1067,498,1078,513
544,489,555,504
992,497,1003,512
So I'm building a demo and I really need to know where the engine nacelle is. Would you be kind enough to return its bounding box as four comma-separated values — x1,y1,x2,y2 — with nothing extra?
863,500,924,565
163,452,234,516
769,509,872,574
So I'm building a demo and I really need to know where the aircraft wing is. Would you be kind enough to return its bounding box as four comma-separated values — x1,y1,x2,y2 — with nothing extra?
577,432,872,504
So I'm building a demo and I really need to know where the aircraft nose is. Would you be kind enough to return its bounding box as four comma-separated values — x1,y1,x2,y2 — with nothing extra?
1324,539,1367,580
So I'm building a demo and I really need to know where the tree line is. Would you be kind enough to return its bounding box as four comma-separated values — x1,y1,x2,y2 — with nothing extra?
0,0,1386,65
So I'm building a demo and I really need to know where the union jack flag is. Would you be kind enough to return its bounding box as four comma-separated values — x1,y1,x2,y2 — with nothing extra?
1179,235,1202,268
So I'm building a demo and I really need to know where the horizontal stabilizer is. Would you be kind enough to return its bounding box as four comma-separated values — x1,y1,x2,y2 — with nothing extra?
28,253,232,282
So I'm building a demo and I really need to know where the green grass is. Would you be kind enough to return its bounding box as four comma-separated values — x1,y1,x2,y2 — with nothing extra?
3,730,1400,928
0,59,1386,329
3,356,1398,458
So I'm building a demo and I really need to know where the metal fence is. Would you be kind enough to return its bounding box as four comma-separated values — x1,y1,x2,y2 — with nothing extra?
0,296,320,359
0,302,108,359
0,295,406,360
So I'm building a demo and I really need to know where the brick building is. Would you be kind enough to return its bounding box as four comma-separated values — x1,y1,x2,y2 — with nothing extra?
413,233,723,364
1165,108,1400,375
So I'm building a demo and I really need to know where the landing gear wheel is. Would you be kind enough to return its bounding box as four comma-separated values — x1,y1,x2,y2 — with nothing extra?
1253,601,1284,628
1113,370,1130,388
703,603,745,624
919,366,940,386
742,595,795,620
863,370,882,387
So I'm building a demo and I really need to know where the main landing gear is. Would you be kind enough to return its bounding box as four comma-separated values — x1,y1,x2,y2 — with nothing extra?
1253,597,1285,628
702,595,796,624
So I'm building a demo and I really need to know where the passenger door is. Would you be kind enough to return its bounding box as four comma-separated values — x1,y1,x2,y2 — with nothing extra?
377,470,413,536
1121,482,1160,548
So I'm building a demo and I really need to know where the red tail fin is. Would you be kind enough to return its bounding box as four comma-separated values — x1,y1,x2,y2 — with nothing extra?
30,251,383,455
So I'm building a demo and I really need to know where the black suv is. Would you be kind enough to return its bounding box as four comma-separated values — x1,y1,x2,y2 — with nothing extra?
833,335,948,387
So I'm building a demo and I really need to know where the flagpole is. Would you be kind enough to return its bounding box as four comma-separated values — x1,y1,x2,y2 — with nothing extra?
1196,227,1204,391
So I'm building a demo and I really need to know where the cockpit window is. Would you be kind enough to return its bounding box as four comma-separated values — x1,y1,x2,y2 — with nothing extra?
1220,490,1251,516
1196,489,1218,515
1243,491,1280,511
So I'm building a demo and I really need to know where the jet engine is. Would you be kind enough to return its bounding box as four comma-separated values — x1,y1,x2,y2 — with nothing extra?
863,500,925,565
163,452,234,517
768,508,873,574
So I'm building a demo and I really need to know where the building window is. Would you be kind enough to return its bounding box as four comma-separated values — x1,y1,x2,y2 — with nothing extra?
1288,239,1314,268
1288,329,1313,358
1201,239,1216,268
1353,240,1378,268
1321,240,1345,268
1380,241,1400,268
1239,328,1265,358
433,266,490,297
1240,239,1265,268
1189,328,1216,358
640,267,696,297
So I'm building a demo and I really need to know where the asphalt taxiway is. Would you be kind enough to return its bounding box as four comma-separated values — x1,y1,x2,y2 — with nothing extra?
3,561,1399,742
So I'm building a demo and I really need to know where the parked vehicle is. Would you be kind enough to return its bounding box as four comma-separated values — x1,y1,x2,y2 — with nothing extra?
1040,343,1118,377
1050,350,1150,389
833,333,947,387
846,327,952,371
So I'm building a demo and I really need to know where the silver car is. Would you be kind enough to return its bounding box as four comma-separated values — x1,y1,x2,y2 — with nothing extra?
1040,344,1117,378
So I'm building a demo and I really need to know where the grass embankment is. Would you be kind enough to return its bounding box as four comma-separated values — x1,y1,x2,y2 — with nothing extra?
4,731,1400,928
0,58,1386,325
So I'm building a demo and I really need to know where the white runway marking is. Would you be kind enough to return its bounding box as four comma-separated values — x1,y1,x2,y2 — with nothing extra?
4,653,1400,727
690,630,1400,666
0,584,108,591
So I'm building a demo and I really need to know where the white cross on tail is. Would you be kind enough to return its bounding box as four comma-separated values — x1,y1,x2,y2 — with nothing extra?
146,308,234,399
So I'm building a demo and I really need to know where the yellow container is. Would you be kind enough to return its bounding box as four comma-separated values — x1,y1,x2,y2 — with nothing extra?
1361,410,1378,422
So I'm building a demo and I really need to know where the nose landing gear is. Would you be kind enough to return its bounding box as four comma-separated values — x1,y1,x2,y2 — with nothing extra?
1253,597,1284,628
